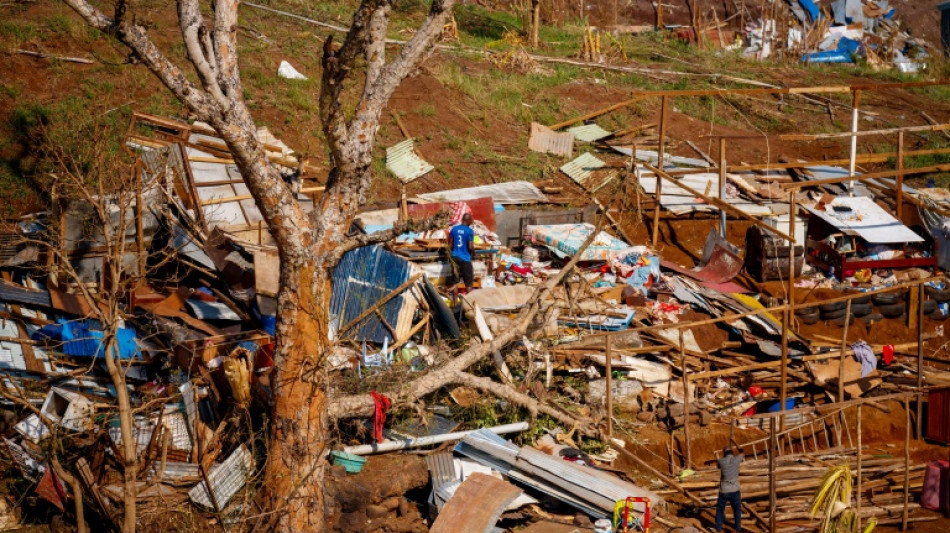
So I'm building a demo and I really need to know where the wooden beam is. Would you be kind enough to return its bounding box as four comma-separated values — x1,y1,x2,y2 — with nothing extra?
548,96,646,130
781,121,950,141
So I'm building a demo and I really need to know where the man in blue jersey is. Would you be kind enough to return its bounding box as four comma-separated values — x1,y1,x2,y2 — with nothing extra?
447,213,475,299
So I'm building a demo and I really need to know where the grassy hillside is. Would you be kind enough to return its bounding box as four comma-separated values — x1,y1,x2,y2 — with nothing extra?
1,0,949,217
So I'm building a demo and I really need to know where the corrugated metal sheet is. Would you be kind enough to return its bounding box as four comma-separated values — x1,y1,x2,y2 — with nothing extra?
330,245,419,343
425,452,459,511
803,195,923,244
567,123,612,142
611,146,711,168
189,445,254,509
927,387,950,444
456,430,663,519
386,139,434,184
560,152,607,186
528,122,573,157
416,181,548,205
0,281,51,309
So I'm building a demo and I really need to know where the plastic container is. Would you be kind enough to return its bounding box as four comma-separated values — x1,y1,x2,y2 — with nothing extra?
921,460,949,511
330,450,367,474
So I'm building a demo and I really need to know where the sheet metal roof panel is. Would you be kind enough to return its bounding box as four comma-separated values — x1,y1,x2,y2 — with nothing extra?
528,122,573,157
386,139,434,184
189,445,254,510
803,195,924,243
567,123,612,142
611,146,711,168
416,181,548,205
330,245,419,343
560,152,607,186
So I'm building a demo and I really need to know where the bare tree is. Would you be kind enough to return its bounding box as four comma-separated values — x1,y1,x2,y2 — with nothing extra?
60,1,456,530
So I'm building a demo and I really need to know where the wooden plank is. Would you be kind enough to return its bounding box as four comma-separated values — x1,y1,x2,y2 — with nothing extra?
429,473,521,533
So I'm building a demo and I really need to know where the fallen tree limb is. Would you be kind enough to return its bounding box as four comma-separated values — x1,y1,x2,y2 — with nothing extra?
328,218,605,421
454,372,594,435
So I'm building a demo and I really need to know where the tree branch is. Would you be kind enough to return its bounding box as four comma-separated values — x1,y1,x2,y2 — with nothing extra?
328,217,606,420
178,0,229,108
327,210,451,266
62,0,217,119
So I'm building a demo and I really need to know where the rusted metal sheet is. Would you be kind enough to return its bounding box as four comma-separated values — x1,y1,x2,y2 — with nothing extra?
386,139,434,184
927,387,950,444
568,123,612,142
429,473,522,533
528,122,573,157
662,244,743,285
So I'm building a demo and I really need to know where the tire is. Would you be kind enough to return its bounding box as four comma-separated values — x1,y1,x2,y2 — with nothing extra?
861,313,884,325
929,308,947,321
821,308,848,320
879,302,906,318
872,292,901,306
820,301,847,313
923,300,938,314
795,306,819,318
828,315,855,327
799,312,820,325
845,292,871,305
925,286,950,302
850,302,873,317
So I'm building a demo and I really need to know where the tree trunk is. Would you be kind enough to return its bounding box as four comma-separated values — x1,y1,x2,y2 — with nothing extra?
261,261,331,530
531,0,541,47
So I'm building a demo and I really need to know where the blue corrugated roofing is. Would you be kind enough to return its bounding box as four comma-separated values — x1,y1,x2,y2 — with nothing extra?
330,245,413,343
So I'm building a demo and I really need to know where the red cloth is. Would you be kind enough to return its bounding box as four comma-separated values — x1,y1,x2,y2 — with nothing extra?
371,391,391,443
747,386,764,398
883,345,895,366
35,467,67,513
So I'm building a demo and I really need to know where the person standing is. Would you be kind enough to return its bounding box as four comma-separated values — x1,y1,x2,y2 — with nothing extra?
447,213,475,300
715,440,743,532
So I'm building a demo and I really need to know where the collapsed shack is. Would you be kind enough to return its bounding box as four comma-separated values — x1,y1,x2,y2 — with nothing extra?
2,74,950,532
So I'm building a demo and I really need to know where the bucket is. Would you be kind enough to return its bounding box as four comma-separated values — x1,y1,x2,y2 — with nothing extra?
330,451,367,474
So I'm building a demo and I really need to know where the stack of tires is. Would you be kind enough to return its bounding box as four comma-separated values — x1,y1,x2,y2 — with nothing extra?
795,287,950,326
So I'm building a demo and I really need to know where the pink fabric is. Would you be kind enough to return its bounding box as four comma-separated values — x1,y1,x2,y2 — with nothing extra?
921,460,949,511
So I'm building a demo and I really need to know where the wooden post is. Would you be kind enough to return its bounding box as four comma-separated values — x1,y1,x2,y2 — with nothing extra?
769,416,777,533
856,404,863,531
788,191,797,315
780,306,789,432
719,138,727,237
838,300,853,403
606,334,613,438
897,131,905,219
680,328,691,469
848,90,861,195
902,396,911,530
909,285,919,330
917,282,925,439
652,95,669,247
135,166,146,277
400,184,408,221
657,0,664,31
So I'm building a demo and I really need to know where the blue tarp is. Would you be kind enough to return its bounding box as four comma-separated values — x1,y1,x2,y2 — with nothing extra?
798,0,821,22
32,319,142,360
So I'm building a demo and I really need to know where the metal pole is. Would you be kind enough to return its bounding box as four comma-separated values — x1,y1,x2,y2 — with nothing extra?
652,96,669,247
719,138,727,237
606,334,613,438
848,90,861,196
